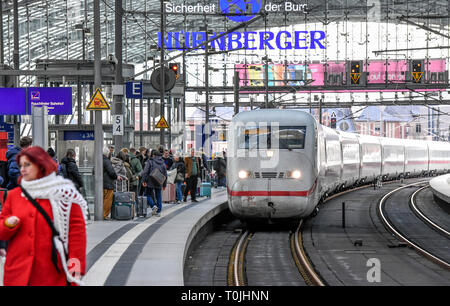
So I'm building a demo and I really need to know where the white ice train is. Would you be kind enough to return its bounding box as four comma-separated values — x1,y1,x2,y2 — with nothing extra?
227,109,450,221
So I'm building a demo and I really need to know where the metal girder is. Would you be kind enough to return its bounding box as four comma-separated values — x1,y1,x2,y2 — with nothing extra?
0,59,136,84
185,100,450,108
185,83,449,93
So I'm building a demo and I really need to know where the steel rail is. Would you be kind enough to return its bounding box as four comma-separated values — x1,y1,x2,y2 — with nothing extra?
410,186,450,238
377,181,450,270
292,220,325,286
228,230,251,286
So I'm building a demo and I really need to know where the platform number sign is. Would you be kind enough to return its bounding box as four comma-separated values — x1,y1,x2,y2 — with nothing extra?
113,115,124,136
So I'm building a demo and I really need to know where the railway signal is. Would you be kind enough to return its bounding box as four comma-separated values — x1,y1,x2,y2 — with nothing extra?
350,61,361,85
169,63,180,80
411,60,423,83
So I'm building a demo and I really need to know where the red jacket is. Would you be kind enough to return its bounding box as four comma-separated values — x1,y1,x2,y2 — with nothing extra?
0,188,86,286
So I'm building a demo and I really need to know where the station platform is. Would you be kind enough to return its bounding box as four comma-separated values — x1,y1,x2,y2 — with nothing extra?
429,174,450,204
83,188,228,286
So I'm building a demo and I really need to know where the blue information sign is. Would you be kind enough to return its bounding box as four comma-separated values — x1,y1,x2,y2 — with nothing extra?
0,88,27,115
28,87,73,115
64,131,95,141
126,81,143,99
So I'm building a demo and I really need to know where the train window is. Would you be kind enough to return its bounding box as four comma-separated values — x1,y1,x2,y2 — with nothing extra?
238,126,306,150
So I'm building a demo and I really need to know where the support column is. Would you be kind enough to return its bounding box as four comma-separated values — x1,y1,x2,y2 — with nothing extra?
31,106,48,149
13,0,20,146
94,0,104,221
159,0,166,146
114,0,124,149
234,71,240,115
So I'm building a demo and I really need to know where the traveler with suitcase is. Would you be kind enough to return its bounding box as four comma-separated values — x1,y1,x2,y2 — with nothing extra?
184,148,202,203
170,154,186,204
141,149,167,217
100,146,118,220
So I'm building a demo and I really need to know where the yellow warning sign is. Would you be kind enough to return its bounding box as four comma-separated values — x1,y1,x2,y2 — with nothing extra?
350,73,361,84
155,116,169,129
86,88,111,110
412,72,423,82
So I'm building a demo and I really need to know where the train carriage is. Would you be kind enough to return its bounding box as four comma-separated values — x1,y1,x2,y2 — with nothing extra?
355,134,382,184
404,139,429,177
379,137,406,180
337,131,360,189
427,140,450,174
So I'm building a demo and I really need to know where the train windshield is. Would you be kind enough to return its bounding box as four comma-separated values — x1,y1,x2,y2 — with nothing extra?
238,126,306,150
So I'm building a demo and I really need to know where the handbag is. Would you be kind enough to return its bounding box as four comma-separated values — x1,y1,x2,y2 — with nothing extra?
150,167,166,186
167,169,177,185
176,171,184,182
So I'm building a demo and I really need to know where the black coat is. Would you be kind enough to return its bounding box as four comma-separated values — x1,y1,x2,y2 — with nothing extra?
103,155,118,190
213,157,226,177
60,156,84,190
170,159,186,182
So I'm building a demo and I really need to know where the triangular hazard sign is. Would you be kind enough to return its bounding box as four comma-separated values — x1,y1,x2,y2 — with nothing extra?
86,88,111,110
155,116,169,129
412,72,423,82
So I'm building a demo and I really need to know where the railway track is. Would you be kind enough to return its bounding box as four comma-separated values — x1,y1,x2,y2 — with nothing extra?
410,186,450,238
227,222,325,286
378,181,450,270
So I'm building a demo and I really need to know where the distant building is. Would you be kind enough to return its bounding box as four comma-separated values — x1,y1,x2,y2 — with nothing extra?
354,106,430,140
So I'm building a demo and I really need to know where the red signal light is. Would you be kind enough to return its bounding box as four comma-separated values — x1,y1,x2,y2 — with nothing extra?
169,63,179,79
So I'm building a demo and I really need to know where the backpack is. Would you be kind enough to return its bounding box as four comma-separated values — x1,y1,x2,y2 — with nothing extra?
60,163,69,179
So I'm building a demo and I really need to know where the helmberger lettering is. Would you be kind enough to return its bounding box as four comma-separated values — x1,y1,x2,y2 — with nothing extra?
158,30,326,51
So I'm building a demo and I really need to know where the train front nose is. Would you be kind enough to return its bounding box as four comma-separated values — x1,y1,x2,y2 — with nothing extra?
228,176,316,220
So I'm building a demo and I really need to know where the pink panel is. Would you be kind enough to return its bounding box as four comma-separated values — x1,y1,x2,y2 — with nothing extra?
367,60,408,84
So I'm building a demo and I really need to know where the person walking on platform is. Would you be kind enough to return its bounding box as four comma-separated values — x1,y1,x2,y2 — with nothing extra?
184,148,202,203
60,149,84,193
136,147,145,168
47,147,62,175
128,148,143,197
213,152,227,187
170,154,185,204
118,150,136,192
102,146,118,220
5,136,32,190
108,145,115,159
163,149,174,170
0,146,87,286
111,151,128,191
141,149,167,217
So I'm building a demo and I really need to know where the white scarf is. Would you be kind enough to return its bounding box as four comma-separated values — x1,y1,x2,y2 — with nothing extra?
21,172,88,285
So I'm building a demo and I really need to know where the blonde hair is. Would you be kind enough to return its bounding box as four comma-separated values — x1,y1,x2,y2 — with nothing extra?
121,148,129,154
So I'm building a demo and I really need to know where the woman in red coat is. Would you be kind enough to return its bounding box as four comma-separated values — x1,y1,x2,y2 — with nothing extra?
0,146,88,286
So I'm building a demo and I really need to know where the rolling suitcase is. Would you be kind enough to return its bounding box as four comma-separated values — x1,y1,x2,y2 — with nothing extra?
136,186,148,217
200,182,211,198
112,180,135,220
162,183,176,203
136,196,148,217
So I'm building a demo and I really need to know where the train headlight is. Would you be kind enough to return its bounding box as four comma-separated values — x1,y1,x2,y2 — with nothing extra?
238,170,249,179
289,170,302,179
266,150,274,158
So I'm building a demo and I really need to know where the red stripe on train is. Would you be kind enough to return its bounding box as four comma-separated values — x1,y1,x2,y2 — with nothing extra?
228,179,317,197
